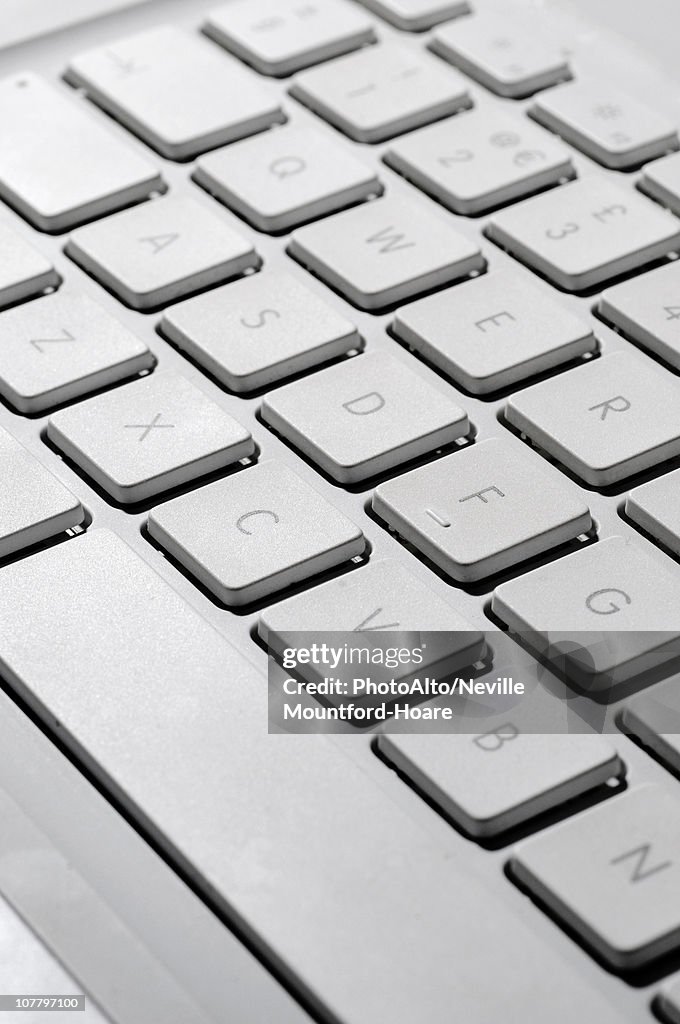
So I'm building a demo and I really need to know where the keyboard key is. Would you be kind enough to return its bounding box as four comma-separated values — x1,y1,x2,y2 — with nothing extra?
430,12,571,99
0,72,163,232
354,0,469,32
487,177,680,292
289,195,483,310
194,125,381,232
289,41,471,143
66,196,258,310
66,26,285,160
378,732,622,838
626,468,680,555
639,151,680,216
622,679,680,776
505,351,680,486
393,270,595,394
660,977,680,1024
492,535,680,688
0,425,83,559
599,262,680,371
149,461,364,605
373,436,591,582
47,371,254,504
512,785,680,968
0,221,58,308
205,0,375,77
0,291,153,414
161,271,359,393
385,107,573,215
0,528,625,1024
531,79,678,170
259,558,483,665
261,352,469,483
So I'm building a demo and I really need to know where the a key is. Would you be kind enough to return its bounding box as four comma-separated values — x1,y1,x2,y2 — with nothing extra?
66,26,285,160
505,350,680,486
0,425,83,559
639,151,680,216
660,979,680,1024
47,371,254,504
289,41,471,143
204,0,375,77
148,460,364,606
492,535,680,689
385,106,574,215
430,12,571,99
354,0,470,32
531,79,678,170
261,351,469,483
378,731,622,838
393,270,595,394
161,271,359,393
622,678,680,777
0,222,58,309
288,194,483,310
512,785,680,968
372,436,591,582
0,528,625,1024
626,469,680,556
194,124,382,232
259,557,484,676
599,261,680,371
66,196,258,310
0,72,163,233
487,177,680,292
0,291,153,414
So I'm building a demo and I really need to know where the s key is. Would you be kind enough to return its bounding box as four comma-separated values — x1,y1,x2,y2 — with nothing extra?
486,177,680,292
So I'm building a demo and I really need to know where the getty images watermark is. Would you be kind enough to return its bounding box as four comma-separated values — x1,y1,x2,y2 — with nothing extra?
264,630,680,733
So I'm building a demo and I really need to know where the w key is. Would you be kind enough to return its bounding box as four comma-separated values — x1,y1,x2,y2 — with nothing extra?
289,195,483,309
487,178,680,292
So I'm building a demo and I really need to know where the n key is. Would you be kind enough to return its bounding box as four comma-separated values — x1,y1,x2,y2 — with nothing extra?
289,195,483,309
512,785,680,968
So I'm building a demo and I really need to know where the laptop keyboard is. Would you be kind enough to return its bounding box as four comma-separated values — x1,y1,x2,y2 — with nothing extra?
3,1,680,1020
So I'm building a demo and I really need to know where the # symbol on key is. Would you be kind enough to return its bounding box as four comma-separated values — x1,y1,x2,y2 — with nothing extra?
124,412,175,442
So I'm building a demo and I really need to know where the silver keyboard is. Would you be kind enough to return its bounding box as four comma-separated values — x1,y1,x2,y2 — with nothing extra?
3,1,680,1022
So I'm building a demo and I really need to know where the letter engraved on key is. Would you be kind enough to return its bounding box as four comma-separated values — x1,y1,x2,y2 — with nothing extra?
489,132,522,148
29,328,76,353
610,844,672,883
364,227,415,254
123,412,175,442
236,509,280,534
593,104,622,120
353,608,400,631
104,50,147,76
425,508,451,528
585,588,632,615
458,486,505,504
240,309,281,329
138,233,180,255
588,396,631,420
269,156,307,179
474,311,516,332
346,82,376,98
342,392,385,415
473,723,518,751
513,149,545,167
